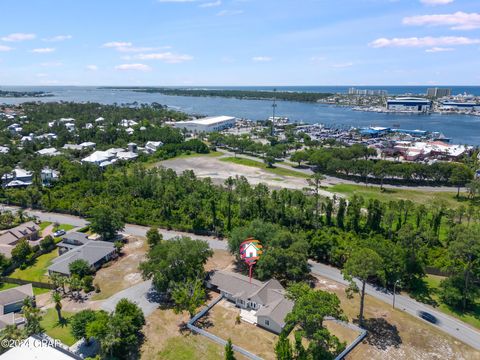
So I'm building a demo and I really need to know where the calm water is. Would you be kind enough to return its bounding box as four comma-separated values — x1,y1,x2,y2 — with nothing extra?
1,86,480,145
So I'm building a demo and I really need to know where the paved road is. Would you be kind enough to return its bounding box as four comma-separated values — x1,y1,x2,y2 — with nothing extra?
3,205,479,351
101,279,158,316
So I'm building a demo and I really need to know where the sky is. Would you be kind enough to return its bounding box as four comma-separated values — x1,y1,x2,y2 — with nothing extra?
0,0,479,86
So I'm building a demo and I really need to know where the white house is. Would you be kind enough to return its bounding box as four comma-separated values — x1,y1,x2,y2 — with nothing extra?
171,116,236,133
37,148,61,157
145,141,163,153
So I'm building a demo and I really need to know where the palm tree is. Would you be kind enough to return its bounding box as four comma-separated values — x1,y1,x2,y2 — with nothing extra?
52,291,63,322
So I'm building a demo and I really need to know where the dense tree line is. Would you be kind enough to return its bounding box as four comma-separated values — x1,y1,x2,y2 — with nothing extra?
103,87,333,103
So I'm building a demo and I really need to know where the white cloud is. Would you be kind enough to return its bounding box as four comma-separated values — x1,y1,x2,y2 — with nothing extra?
31,48,55,53
40,61,63,67
86,65,98,71
425,47,454,52
102,41,157,53
0,45,13,52
310,56,326,62
252,56,272,62
403,12,480,30
331,62,353,68
369,36,480,48
136,52,193,63
1,33,36,42
115,63,151,71
217,10,243,16
420,0,454,5
200,0,221,7
157,0,196,2
43,35,72,42
103,41,132,48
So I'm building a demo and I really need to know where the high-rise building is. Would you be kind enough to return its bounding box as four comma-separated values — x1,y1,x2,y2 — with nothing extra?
427,88,451,98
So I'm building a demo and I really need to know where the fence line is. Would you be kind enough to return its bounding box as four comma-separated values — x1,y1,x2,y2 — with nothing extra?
324,317,368,360
188,294,263,360
0,276,55,289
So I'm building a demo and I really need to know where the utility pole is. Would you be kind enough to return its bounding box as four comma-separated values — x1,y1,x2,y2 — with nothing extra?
393,279,401,309
271,88,277,136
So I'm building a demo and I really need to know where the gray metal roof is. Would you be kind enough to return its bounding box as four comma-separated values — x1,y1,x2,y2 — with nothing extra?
0,284,34,313
48,240,115,275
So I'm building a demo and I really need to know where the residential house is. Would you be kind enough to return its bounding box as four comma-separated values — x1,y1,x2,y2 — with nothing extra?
48,240,117,276
63,141,96,151
57,232,89,255
37,147,61,157
7,123,22,135
0,284,34,315
145,141,163,154
0,221,40,257
0,146,9,154
206,270,294,334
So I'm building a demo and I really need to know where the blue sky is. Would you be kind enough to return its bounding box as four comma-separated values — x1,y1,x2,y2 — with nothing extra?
0,0,479,86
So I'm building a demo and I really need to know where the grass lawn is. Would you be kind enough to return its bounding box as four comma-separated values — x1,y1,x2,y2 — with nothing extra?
423,274,480,330
329,183,461,208
53,223,76,232
10,250,58,283
156,336,223,360
38,221,52,232
220,157,309,179
40,308,76,346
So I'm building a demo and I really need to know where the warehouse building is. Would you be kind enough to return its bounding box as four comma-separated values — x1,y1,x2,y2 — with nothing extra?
171,116,236,133
440,102,480,111
386,97,432,112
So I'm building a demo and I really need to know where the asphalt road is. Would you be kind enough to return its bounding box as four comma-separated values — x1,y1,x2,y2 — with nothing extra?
2,205,479,351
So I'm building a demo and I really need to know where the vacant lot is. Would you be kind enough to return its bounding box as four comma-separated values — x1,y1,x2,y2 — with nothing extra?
159,155,308,190
92,235,147,300
314,276,479,360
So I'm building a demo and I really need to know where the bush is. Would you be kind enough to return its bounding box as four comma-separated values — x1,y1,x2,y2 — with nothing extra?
40,235,55,252
69,259,91,278
82,275,94,292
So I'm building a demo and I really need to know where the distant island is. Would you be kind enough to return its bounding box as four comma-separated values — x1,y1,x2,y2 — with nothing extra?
0,90,53,98
100,87,333,103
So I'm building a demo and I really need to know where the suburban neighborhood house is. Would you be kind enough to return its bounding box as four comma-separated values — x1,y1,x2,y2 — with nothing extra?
206,270,294,334
48,240,116,276
0,221,40,257
0,284,34,329
56,231,90,255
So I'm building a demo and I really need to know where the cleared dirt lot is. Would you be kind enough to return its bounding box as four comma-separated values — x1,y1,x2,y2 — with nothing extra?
314,275,480,360
158,156,309,190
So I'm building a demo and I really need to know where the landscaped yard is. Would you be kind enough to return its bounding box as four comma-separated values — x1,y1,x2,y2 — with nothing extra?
10,249,57,283
40,307,76,346
54,223,76,232
220,157,309,179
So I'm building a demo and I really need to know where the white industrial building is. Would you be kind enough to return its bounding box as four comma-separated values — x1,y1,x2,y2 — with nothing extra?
171,116,236,133
441,102,480,112
386,97,432,112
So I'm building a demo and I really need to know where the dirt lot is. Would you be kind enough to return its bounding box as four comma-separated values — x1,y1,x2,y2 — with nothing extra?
91,235,148,300
159,155,308,190
314,276,480,360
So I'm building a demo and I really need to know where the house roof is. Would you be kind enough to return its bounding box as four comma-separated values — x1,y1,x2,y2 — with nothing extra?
0,221,39,245
0,313,15,330
0,284,34,313
208,270,294,328
48,240,115,275
0,335,81,360
61,232,89,244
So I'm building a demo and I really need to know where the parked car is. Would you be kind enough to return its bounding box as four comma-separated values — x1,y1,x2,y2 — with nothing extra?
418,311,438,324
53,229,66,237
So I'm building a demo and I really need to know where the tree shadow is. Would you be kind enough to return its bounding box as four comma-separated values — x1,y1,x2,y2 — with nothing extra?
362,317,402,350
409,278,438,307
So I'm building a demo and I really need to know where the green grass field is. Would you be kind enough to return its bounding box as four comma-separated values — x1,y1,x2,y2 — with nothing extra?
156,336,222,360
220,157,309,178
54,223,76,232
423,274,480,329
40,308,76,346
329,183,461,208
10,250,58,283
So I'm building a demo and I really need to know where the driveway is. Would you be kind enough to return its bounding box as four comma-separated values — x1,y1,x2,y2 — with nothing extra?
100,279,158,317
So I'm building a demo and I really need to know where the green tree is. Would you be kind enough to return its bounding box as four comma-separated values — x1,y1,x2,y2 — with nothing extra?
307,173,326,228
275,333,293,360
146,226,162,248
11,239,33,265
89,205,125,240
22,297,43,336
70,309,98,340
40,235,55,252
52,291,63,322
171,279,206,318
290,151,309,167
115,298,145,329
140,236,213,294
225,338,236,360
69,259,91,278
449,165,473,198
342,248,384,326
